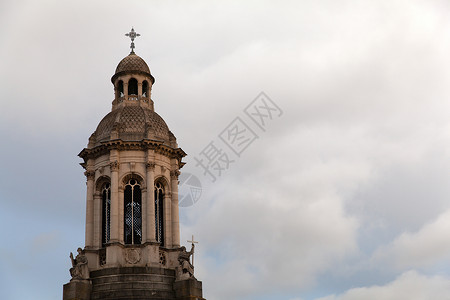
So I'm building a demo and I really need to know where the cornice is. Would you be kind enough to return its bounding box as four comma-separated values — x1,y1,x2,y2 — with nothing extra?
78,139,186,163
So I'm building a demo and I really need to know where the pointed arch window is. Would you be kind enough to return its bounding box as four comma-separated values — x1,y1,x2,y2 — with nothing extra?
154,182,165,246
128,78,138,96
142,80,149,97
124,179,142,245
101,183,111,246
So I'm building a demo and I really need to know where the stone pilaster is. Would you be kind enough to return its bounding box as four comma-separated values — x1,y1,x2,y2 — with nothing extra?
123,82,128,101
110,160,120,243
146,162,156,242
170,170,181,247
93,191,101,248
164,191,173,247
138,82,142,97
85,170,95,248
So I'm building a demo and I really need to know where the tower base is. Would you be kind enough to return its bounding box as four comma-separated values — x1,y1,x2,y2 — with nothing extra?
63,266,205,300
63,280,92,300
174,278,205,300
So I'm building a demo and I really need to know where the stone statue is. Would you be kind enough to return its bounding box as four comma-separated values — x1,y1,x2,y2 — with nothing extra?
69,247,89,281
177,244,195,280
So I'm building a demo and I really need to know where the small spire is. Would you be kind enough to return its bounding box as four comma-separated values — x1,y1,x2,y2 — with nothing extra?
125,27,140,54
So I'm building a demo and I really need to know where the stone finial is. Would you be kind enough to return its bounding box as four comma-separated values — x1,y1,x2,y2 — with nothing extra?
125,27,140,54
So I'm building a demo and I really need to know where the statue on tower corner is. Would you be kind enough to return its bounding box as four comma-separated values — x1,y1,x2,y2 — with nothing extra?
177,243,195,280
69,247,89,281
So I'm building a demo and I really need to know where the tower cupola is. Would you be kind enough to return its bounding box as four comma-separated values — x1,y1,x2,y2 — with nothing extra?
64,29,205,300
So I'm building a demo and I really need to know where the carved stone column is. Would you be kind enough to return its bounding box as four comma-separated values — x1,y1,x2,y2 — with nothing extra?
138,82,143,98
124,82,129,101
170,170,181,247
93,191,101,248
110,160,120,242
164,191,172,247
146,162,156,242
84,170,95,248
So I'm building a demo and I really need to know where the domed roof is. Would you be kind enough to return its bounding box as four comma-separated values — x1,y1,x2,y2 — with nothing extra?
116,53,150,74
111,53,155,84
93,106,176,146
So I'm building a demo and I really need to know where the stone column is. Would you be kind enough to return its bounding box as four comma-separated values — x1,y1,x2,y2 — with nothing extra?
170,170,181,247
164,192,172,248
93,191,101,248
138,82,142,98
146,162,156,242
124,82,128,101
110,160,120,242
84,169,95,248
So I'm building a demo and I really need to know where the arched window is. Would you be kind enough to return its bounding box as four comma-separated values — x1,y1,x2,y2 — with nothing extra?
101,183,111,246
142,80,149,97
128,78,138,96
154,182,165,246
124,178,142,245
117,80,124,97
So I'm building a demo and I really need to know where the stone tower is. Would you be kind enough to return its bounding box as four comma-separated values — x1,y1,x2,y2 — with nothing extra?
63,29,205,300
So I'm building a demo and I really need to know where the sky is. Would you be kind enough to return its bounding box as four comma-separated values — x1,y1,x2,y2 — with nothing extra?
2,0,450,299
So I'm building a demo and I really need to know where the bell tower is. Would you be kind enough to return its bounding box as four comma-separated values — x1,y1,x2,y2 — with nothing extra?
63,29,205,300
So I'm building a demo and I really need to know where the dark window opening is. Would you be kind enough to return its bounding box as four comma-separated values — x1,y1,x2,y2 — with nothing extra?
128,78,138,96
124,179,142,245
142,80,149,97
118,80,124,97
154,182,165,246
102,183,111,246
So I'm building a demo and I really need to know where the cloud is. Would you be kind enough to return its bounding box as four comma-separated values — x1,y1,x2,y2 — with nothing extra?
3,0,450,300
371,209,450,271
316,271,450,300
180,123,372,299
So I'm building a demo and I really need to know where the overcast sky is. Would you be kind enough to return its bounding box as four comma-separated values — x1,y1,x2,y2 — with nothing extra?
2,1,450,299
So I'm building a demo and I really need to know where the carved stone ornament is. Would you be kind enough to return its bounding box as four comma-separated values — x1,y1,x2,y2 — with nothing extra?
176,244,195,281
69,247,89,281
124,248,141,264
84,170,95,181
146,162,155,170
159,250,166,266
160,165,166,174
110,160,120,171
170,170,180,179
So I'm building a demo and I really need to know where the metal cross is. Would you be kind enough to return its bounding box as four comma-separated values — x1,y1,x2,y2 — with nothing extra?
125,27,140,53
187,235,198,266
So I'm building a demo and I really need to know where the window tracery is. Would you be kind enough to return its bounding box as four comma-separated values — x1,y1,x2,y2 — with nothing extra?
124,178,142,245
102,183,111,246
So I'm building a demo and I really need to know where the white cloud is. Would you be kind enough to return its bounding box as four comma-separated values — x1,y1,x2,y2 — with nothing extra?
371,210,450,271
316,271,450,300
3,0,450,299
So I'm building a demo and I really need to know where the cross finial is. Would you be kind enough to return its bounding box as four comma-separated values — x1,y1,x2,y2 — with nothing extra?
125,27,140,54
187,235,198,245
187,235,198,266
